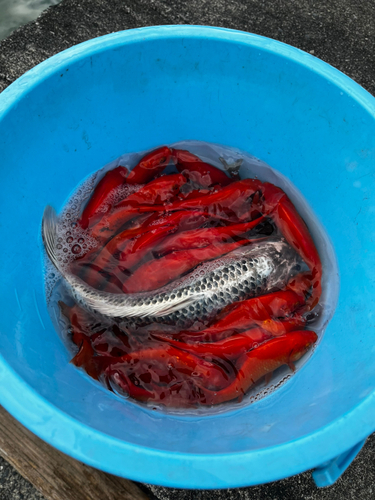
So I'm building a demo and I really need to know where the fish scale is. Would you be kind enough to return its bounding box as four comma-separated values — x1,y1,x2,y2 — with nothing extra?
42,206,301,327
141,255,274,328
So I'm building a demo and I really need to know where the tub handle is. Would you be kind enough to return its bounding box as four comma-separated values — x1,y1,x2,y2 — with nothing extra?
312,438,367,487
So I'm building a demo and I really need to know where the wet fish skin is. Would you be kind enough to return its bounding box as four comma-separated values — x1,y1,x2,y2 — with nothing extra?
42,206,300,324
130,241,299,329
131,240,298,329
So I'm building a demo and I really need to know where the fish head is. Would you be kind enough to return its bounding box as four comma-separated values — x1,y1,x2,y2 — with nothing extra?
229,238,305,291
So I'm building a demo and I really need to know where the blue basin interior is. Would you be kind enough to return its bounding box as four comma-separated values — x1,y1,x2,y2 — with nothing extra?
0,26,374,488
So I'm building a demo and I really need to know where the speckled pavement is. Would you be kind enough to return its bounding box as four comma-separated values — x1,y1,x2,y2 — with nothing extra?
0,1,374,499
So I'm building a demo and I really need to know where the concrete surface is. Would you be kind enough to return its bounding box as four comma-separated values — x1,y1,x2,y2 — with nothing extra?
1,0,375,95
0,0,374,498
0,456,44,500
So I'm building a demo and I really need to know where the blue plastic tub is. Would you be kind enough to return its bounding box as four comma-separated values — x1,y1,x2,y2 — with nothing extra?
0,26,374,489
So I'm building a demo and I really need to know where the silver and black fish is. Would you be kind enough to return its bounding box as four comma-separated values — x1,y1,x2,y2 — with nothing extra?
42,205,301,326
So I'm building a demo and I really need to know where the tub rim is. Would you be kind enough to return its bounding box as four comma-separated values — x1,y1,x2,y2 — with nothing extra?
0,25,374,488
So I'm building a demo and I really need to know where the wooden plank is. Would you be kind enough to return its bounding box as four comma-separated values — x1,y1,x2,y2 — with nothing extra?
0,405,150,500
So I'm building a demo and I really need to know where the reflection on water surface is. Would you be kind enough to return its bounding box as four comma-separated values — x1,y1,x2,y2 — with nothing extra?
0,0,60,40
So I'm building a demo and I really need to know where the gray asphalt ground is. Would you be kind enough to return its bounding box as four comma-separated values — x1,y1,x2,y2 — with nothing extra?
0,1,374,499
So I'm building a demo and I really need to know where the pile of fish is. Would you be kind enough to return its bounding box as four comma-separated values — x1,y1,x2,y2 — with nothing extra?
43,145,321,407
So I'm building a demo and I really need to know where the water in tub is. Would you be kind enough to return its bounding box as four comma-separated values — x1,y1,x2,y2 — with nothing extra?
43,141,339,413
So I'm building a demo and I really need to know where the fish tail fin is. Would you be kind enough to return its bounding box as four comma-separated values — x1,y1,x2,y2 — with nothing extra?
42,205,204,320
42,205,61,271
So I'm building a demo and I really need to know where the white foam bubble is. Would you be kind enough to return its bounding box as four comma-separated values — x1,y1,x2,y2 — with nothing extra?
53,219,98,275
106,183,143,207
